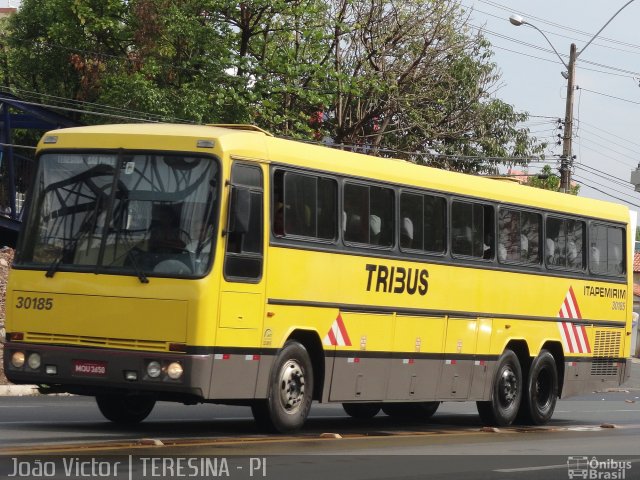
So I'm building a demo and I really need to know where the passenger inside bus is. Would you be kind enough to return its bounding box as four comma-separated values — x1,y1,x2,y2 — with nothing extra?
147,204,186,254
369,215,381,244
401,217,414,249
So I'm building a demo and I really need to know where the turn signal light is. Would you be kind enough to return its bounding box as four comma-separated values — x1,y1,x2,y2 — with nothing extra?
11,351,25,368
167,362,183,380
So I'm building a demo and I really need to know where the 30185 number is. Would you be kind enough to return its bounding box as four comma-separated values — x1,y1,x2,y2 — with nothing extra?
15,296,53,310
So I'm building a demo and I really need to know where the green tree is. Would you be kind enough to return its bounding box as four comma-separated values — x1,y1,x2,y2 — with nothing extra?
525,165,580,195
2,0,545,174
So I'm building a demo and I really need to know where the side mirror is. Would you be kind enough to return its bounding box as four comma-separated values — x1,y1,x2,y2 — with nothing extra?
228,187,251,234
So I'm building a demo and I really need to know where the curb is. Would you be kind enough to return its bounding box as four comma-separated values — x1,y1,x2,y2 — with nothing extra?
0,384,38,396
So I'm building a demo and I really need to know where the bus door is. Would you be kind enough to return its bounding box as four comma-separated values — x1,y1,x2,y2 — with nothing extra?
213,161,266,398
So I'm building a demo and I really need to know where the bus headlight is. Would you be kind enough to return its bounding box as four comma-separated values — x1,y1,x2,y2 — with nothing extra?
11,351,25,368
27,353,41,370
166,362,183,380
146,361,162,378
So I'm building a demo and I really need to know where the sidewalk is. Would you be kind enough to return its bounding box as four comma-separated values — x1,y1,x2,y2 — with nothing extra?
0,384,38,396
624,356,640,390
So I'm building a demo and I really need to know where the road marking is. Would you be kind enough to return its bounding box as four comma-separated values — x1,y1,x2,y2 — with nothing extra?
496,457,640,473
495,463,567,473
0,405,44,408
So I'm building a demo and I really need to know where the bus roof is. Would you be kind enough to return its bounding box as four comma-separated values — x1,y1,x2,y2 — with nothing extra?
40,123,629,223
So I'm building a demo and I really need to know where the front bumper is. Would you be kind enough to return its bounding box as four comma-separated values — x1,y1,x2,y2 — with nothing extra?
3,342,213,401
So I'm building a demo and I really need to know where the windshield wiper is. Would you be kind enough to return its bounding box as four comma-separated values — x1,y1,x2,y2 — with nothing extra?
125,247,149,284
45,232,85,278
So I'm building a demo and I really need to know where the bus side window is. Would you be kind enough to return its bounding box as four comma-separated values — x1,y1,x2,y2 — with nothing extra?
344,183,369,244
498,209,541,265
343,183,393,247
400,192,423,251
567,220,584,269
452,201,493,259
546,217,585,270
272,170,337,241
370,185,394,247
589,223,625,275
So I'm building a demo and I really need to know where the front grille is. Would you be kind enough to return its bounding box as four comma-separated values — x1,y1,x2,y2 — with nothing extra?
590,329,621,376
24,332,170,352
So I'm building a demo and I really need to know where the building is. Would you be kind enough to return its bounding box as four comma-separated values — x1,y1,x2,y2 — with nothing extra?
0,8,16,18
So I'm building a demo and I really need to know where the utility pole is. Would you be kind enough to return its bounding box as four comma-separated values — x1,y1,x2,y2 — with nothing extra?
560,43,577,193
510,0,636,193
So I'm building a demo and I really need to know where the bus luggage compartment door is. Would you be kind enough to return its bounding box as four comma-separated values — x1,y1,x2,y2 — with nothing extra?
328,312,393,401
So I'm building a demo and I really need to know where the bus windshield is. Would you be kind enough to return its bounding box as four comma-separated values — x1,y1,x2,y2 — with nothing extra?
16,152,219,279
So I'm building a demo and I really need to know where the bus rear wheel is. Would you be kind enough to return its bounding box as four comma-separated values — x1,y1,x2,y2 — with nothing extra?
520,349,558,425
477,349,522,427
95,394,156,424
382,401,440,420
343,403,381,419
251,341,313,433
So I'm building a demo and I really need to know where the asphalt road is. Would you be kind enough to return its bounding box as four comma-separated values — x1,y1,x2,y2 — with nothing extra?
1,390,639,480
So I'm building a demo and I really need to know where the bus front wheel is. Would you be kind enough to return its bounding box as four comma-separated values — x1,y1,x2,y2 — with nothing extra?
520,349,558,425
476,349,522,427
251,341,314,433
95,394,156,424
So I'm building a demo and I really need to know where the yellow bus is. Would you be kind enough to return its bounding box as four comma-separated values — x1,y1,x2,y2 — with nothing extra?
3,124,633,432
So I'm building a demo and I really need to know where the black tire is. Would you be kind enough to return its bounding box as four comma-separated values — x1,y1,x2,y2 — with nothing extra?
343,403,381,419
95,394,156,424
519,350,558,425
476,349,522,427
382,401,440,420
251,341,314,433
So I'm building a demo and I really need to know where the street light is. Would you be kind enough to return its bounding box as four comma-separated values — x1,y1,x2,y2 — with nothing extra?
509,1,637,193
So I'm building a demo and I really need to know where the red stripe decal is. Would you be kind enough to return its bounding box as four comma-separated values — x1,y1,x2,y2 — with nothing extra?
571,324,584,353
327,328,337,347
568,286,582,319
581,326,591,353
336,314,352,346
562,322,575,353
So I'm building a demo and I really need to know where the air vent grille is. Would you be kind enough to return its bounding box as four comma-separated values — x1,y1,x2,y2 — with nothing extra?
24,332,170,352
590,330,621,376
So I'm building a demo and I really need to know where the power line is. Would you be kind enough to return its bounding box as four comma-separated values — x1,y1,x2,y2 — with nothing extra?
573,176,640,208
576,163,634,187
0,142,36,150
467,5,640,56
572,174,630,193
578,87,640,107
578,143,635,168
576,126,640,157
476,0,640,51
577,136,638,164
577,120,640,150
490,43,636,79
0,86,191,124
574,164,634,190
1,96,189,124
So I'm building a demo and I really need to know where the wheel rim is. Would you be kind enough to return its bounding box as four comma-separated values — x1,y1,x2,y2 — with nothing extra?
498,366,518,409
278,359,305,415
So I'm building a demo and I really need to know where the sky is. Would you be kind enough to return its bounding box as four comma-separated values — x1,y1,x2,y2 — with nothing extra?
466,0,640,219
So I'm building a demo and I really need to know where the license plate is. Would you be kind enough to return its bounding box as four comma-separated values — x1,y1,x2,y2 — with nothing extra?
72,360,107,377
